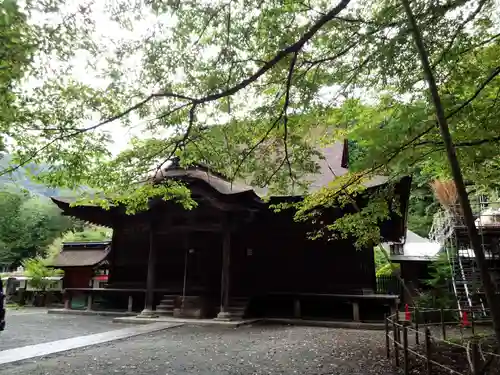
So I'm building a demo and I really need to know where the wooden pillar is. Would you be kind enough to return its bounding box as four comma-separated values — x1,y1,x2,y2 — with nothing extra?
64,290,72,310
86,293,93,311
127,295,133,313
140,221,158,317
293,299,301,318
352,301,360,321
217,223,231,320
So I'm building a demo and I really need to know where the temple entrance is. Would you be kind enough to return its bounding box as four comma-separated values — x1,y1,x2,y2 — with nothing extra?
154,230,223,296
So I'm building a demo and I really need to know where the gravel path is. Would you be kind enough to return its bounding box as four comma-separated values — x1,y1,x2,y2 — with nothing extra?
1,324,392,375
0,309,129,351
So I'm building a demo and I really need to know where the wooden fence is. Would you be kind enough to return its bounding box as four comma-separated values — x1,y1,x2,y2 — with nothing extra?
376,275,402,295
385,307,500,375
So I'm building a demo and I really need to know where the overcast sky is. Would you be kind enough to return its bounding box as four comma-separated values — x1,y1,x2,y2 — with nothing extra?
23,0,500,157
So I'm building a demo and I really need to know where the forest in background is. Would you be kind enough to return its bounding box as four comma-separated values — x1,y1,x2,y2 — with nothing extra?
0,178,111,270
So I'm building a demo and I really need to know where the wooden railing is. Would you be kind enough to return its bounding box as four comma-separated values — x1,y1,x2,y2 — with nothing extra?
385,307,497,375
63,287,183,313
267,292,399,321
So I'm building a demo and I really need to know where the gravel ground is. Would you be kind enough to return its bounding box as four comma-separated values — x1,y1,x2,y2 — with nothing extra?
0,309,129,351
1,324,392,375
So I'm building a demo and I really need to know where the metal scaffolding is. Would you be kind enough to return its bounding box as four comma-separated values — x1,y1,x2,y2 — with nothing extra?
429,197,500,317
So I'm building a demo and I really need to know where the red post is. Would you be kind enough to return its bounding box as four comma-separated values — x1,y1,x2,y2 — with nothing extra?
405,304,411,321
462,311,470,327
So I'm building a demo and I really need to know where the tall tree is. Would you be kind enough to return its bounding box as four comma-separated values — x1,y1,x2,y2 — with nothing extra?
0,190,75,267
0,0,35,151
401,0,500,345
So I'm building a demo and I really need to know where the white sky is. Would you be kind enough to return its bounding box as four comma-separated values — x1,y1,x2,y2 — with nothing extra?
20,0,500,158
23,0,174,155
22,0,360,158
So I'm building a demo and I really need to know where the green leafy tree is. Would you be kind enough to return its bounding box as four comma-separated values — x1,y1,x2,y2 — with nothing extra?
374,248,400,276
0,0,489,252
22,257,63,291
416,252,455,310
0,0,493,204
0,190,75,267
0,0,36,151
22,257,63,306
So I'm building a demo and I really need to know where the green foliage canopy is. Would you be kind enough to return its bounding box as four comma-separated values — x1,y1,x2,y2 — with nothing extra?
0,189,75,267
22,257,63,291
1,0,499,246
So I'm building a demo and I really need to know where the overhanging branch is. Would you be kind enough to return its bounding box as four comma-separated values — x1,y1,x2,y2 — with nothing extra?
283,52,299,185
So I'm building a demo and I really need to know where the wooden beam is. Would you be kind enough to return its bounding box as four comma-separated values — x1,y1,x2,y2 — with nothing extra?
217,219,231,320
155,224,223,234
140,221,158,317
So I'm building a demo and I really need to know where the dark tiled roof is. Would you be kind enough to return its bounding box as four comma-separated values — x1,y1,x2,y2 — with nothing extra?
52,142,391,206
50,197,116,227
51,197,103,206
153,164,254,195
255,142,389,196
308,143,388,192
52,243,110,267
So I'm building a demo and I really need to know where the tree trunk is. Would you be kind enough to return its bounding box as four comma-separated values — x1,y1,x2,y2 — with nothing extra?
401,0,500,344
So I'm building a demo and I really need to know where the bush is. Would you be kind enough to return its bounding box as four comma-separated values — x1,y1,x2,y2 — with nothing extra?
414,252,457,322
22,258,63,306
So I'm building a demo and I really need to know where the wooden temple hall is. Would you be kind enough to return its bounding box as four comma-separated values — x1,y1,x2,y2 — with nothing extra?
51,142,411,322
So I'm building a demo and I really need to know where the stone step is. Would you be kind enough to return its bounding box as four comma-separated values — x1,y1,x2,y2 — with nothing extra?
157,303,174,308
156,307,174,312
156,311,174,316
227,300,248,319
229,306,245,312
157,306,174,311
229,308,245,313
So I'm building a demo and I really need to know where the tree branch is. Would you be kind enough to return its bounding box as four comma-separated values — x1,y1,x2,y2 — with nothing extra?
283,52,299,186
446,66,500,119
417,135,500,147
152,104,198,178
431,0,488,69
230,111,284,184
399,65,500,150
401,0,500,345
159,0,351,106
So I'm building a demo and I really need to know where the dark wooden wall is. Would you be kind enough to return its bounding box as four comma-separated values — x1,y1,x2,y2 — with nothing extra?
106,203,377,298
233,208,376,296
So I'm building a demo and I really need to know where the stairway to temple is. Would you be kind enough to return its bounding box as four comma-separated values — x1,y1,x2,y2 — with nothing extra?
156,295,177,316
228,297,249,319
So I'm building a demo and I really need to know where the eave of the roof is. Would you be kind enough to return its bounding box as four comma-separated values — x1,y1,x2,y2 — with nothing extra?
52,246,110,268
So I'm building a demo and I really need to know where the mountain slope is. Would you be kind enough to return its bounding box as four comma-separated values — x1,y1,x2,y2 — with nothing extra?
0,154,68,197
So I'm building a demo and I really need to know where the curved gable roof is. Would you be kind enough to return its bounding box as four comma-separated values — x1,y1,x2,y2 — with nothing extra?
152,160,255,196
